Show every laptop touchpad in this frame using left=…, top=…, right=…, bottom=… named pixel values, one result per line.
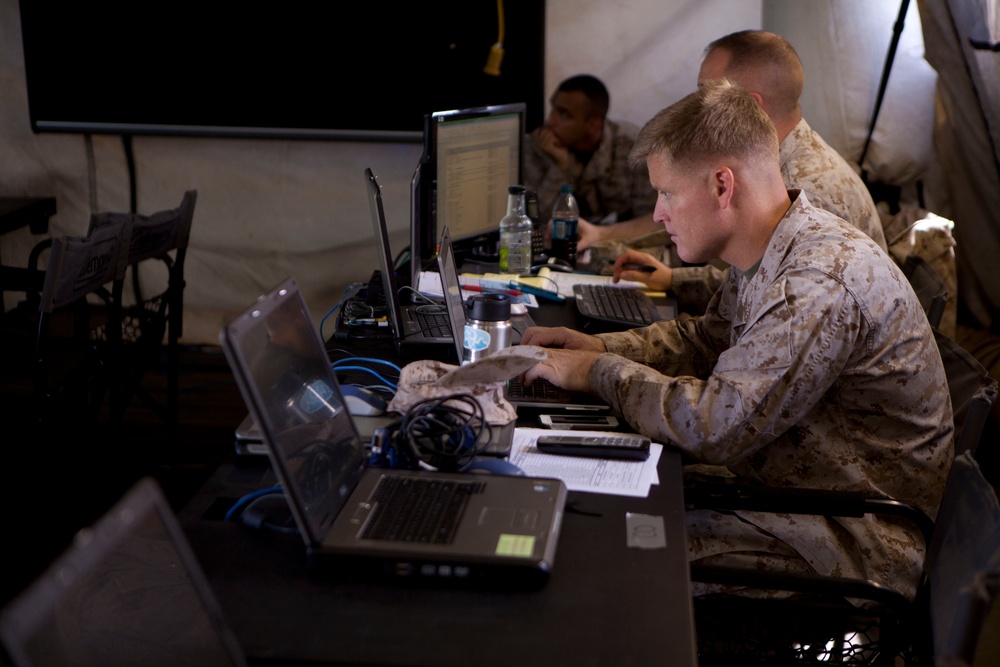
left=478, top=507, right=539, bottom=530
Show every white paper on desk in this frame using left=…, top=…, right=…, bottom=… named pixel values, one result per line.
left=510, top=428, right=662, bottom=497
left=416, top=270, right=539, bottom=307
left=532, top=267, right=649, bottom=298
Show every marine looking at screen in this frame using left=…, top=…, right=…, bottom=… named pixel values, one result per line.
left=586, top=30, right=887, bottom=311
left=520, top=80, right=953, bottom=601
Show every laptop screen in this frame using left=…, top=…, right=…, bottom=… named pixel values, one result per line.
left=437, top=226, right=468, bottom=364
left=0, top=478, right=247, bottom=667
left=365, top=167, right=405, bottom=345
left=220, top=277, right=368, bottom=545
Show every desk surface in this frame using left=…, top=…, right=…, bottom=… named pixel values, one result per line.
left=179, top=447, right=696, bottom=667
left=180, top=278, right=697, bottom=666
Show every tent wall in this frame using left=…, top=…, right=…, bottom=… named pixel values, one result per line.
left=3, top=0, right=994, bottom=344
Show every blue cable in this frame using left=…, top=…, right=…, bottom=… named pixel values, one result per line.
left=332, top=364, right=397, bottom=390
left=333, top=356, right=402, bottom=374
left=224, top=486, right=283, bottom=522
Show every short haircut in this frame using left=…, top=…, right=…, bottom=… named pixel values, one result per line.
left=703, top=30, right=804, bottom=115
left=556, top=74, right=610, bottom=119
left=628, top=79, right=779, bottom=170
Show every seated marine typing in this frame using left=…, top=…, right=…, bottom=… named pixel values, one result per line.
left=521, top=80, right=954, bottom=602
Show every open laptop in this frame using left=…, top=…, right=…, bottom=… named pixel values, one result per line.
left=219, top=276, right=567, bottom=588
left=366, top=167, right=454, bottom=361
left=437, top=226, right=609, bottom=410
left=0, top=477, right=248, bottom=667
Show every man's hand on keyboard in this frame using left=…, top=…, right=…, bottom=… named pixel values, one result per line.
left=612, top=249, right=673, bottom=291
left=520, top=326, right=607, bottom=393
left=520, top=326, right=607, bottom=352
left=522, top=347, right=603, bottom=393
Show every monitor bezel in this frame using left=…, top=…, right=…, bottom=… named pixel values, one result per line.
left=410, top=102, right=526, bottom=287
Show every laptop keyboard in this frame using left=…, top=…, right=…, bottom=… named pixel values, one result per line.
left=362, top=476, right=484, bottom=543
left=573, top=283, right=661, bottom=327
left=414, top=309, right=451, bottom=338
left=506, top=375, right=562, bottom=400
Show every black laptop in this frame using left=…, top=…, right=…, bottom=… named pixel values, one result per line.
left=436, top=226, right=610, bottom=410
left=219, top=276, right=567, bottom=588
left=366, top=167, right=454, bottom=361
left=0, top=477, right=248, bottom=667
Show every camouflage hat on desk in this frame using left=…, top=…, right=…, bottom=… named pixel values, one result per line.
left=387, top=346, right=547, bottom=424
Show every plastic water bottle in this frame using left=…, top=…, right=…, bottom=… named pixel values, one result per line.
left=551, top=184, right=579, bottom=267
left=498, top=185, right=532, bottom=274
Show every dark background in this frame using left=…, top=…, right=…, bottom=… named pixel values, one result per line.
left=18, top=1, right=546, bottom=140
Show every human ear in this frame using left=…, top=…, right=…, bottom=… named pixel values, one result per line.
left=713, top=166, right=735, bottom=209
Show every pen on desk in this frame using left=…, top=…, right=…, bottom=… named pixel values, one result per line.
left=510, top=281, right=565, bottom=303
left=614, top=261, right=657, bottom=273
left=461, top=284, right=523, bottom=296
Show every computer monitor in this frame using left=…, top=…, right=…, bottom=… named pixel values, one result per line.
left=410, top=102, right=525, bottom=287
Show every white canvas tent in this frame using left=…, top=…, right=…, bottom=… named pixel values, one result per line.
left=0, top=0, right=997, bottom=342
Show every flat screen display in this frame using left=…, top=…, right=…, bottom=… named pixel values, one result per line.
left=410, top=103, right=525, bottom=284
left=17, top=1, right=544, bottom=141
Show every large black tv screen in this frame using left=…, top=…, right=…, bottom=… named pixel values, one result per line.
left=18, top=1, right=545, bottom=141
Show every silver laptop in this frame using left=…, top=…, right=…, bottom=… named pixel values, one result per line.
left=366, top=167, right=453, bottom=360
left=0, top=477, right=248, bottom=667
left=219, top=276, right=567, bottom=588
left=437, top=226, right=610, bottom=410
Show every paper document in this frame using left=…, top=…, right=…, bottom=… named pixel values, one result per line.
left=531, top=267, right=648, bottom=298
left=417, top=271, right=539, bottom=307
left=510, top=428, right=662, bottom=497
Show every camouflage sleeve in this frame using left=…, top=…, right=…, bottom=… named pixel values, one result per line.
left=590, top=271, right=865, bottom=465
left=670, top=265, right=729, bottom=312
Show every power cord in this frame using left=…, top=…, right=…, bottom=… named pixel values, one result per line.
left=369, top=393, right=492, bottom=472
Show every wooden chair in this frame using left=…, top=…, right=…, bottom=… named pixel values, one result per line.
left=87, top=190, right=197, bottom=439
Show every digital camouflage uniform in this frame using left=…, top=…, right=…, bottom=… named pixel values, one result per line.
left=523, top=119, right=657, bottom=225
left=666, top=118, right=889, bottom=312
left=591, top=191, right=954, bottom=602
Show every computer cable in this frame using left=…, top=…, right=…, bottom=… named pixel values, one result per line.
left=396, top=393, right=493, bottom=471
left=237, top=494, right=299, bottom=535
left=224, top=485, right=283, bottom=522
left=320, top=281, right=365, bottom=342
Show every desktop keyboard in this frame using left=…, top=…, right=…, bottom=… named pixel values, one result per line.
left=362, top=476, right=484, bottom=544
left=573, top=283, right=664, bottom=327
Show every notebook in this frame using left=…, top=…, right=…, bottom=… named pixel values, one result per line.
left=437, top=226, right=610, bottom=410
left=219, top=276, right=567, bottom=588
left=366, top=167, right=454, bottom=360
left=0, top=477, right=248, bottom=667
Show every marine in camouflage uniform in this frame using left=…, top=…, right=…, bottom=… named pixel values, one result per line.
left=592, top=190, right=952, bottom=602
left=523, top=117, right=657, bottom=226
left=658, top=117, right=890, bottom=312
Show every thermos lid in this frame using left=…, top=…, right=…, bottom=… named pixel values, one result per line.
left=466, top=293, right=511, bottom=322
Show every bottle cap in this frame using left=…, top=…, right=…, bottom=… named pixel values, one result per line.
left=559, top=184, right=573, bottom=193
left=508, top=185, right=526, bottom=195
left=466, top=293, right=511, bottom=322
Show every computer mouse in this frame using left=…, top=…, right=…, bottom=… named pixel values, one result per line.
left=341, top=385, right=389, bottom=416
left=545, top=257, right=576, bottom=273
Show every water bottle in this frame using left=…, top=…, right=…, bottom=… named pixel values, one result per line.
left=463, top=293, right=513, bottom=364
left=525, top=189, right=544, bottom=263
left=551, top=184, right=579, bottom=267
left=498, top=185, right=532, bottom=274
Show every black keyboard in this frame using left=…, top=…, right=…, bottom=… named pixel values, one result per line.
left=573, top=283, right=663, bottom=327
left=506, top=375, right=563, bottom=401
left=362, top=476, right=483, bottom=544
left=415, top=309, right=451, bottom=338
